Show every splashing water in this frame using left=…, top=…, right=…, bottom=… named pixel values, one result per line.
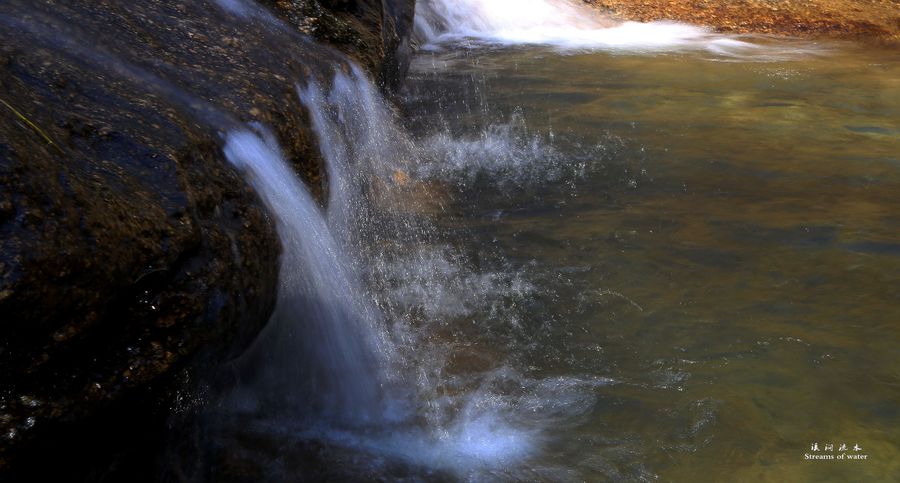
left=416, top=112, right=607, bottom=190
left=218, top=65, right=609, bottom=478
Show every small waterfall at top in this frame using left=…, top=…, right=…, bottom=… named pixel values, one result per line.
left=414, top=0, right=615, bottom=41
left=414, top=0, right=739, bottom=52
left=413, top=0, right=823, bottom=57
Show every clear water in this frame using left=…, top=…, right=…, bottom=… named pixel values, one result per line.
left=398, top=40, right=900, bottom=480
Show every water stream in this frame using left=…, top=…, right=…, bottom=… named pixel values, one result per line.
left=214, top=0, right=898, bottom=480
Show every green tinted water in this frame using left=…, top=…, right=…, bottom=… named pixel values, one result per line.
left=402, top=42, right=900, bottom=481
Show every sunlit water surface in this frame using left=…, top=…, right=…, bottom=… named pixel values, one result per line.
left=396, top=41, right=900, bottom=481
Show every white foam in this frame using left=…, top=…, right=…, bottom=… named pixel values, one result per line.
left=416, top=0, right=825, bottom=58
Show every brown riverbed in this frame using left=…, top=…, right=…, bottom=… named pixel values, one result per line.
left=585, top=0, right=900, bottom=43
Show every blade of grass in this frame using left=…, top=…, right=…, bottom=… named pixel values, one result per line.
left=0, top=96, right=65, bottom=155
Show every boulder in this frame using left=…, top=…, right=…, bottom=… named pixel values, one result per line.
left=0, top=0, right=415, bottom=479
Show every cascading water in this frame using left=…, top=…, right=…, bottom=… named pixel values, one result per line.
left=415, top=0, right=717, bottom=50
left=216, top=63, right=607, bottom=479
left=414, top=0, right=613, bottom=41
left=414, top=0, right=824, bottom=58
left=222, top=125, right=402, bottom=427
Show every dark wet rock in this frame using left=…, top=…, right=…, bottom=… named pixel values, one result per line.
left=0, top=0, right=415, bottom=479
left=263, top=0, right=416, bottom=92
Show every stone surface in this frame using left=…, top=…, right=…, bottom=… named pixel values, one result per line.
left=0, top=0, right=415, bottom=479
left=585, top=0, right=900, bottom=43
left=262, top=0, right=416, bottom=91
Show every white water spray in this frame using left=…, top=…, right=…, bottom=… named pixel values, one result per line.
left=218, top=66, right=609, bottom=478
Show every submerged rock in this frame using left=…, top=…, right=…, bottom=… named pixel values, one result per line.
left=0, top=0, right=414, bottom=479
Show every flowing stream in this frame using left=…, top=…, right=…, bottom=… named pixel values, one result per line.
left=214, top=0, right=899, bottom=480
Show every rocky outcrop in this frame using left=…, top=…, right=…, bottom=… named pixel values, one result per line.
left=262, top=0, right=416, bottom=92
left=0, top=0, right=415, bottom=479
left=585, top=0, right=900, bottom=43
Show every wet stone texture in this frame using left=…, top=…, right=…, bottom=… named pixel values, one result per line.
left=262, top=0, right=416, bottom=92
left=585, top=0, right=900, bottom=44
left=0, top=0, right=414, bottom=479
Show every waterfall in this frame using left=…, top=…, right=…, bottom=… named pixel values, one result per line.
left=222, top=125, right=403, bottom=427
